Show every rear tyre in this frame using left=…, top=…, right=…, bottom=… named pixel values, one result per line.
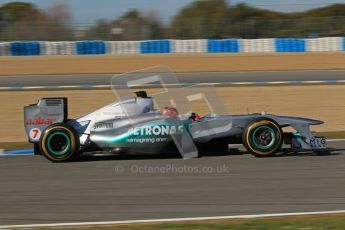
left=243, top=118, right=283, bottom=157
left=39, top=123, right=79, bottom=162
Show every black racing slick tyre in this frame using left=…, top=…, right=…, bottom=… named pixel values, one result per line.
left=39, top=123, right=79, bottom=162
left=243, top=118, right=283, bottom=157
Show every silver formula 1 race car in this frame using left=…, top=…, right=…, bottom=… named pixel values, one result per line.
left=24, top=91, right=326, bottom=162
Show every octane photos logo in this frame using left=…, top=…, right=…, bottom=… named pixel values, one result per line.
left=114, top=164, right=231, bottom=175
left=110, top=65, right=232, bottom=159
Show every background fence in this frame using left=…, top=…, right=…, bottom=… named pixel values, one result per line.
left=0, top=37, right=344, bottom=56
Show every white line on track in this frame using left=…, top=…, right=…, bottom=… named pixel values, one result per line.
left=266, top=81, right=287, bottom=84
left=327, top=139, right=345, bottom=142
left=1, top=210, right=345, bottom=229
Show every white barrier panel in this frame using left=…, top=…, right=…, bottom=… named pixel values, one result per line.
left=240, top=39, right=275, bottom=53
left=42, top=42, right=75, bottom=55
left=107, top=41, right=139, bottom=54
left=306, top=37, right=343, bottom=52
left=0, top=42, right=9, bottom=56
left=172, top=40, right=207, bottom=53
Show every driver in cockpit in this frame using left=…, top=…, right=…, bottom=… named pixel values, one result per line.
left=162, top=107, right=201, bottom=121
left=162, top=107, right=179, bottom=116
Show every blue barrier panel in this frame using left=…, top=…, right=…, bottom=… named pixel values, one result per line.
left=343, top=37, right=345, bottom=51
left=10, top=42, right=40, bottom=56
left=275, top=38, right=306, bottom=52
left=76, top=41, right=106, bottom=55
left=140, top=40, right=171, bottom=54
left=207, top=40, right=239, bottom=53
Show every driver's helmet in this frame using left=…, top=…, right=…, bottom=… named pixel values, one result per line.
left=189, top=112, right=201, bottom=121
left=162, top=107, right=179, bottom=116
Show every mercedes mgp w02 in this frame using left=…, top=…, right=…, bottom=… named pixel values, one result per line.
left=24, top=91, right=327, bottom=162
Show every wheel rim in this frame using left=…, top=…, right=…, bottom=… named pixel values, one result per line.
left=47, top=132, right=71, bottom=156
left=251, top=126, right=276, bottom=150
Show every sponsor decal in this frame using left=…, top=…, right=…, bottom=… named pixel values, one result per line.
left=128, top=125, right=184, bottom=136
left=309, top=137, right=327, bottom=149
left=94, top=122, right=114, bottom=129
left=26, top=117, right=56, bottom=125
left=126, top=137, right=168, bottom=144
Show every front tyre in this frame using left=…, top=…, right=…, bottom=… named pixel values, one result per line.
left=243, top=118, right=283, bottom=157
left=39, top=123, right=79, bottom=162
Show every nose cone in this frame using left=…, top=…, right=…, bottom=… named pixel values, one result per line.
left=299, top=118, right=324, bottom=125
left=277, top=115, right=324, bottom=126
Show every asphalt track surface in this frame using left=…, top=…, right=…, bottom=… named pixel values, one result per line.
left=0, top=141, right=345, bottom=226
left=2, top=70, right=345, bottom=87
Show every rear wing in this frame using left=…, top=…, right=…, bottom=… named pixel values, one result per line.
left=24, top=98, right=68, bottom=143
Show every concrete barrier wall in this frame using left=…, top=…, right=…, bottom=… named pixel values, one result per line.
left=306, top=37, right=343, bottom=52
left=107, top=41, right=139, bottom=54
left=1, top=37, right=345, bottom=56
left=240, top=39, right=275, bottom=53
left=172, top=40, right=206, bottom=53
left=42, top=41, right=75, bottom=55
left=0, top=42, right=9, bottom=56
